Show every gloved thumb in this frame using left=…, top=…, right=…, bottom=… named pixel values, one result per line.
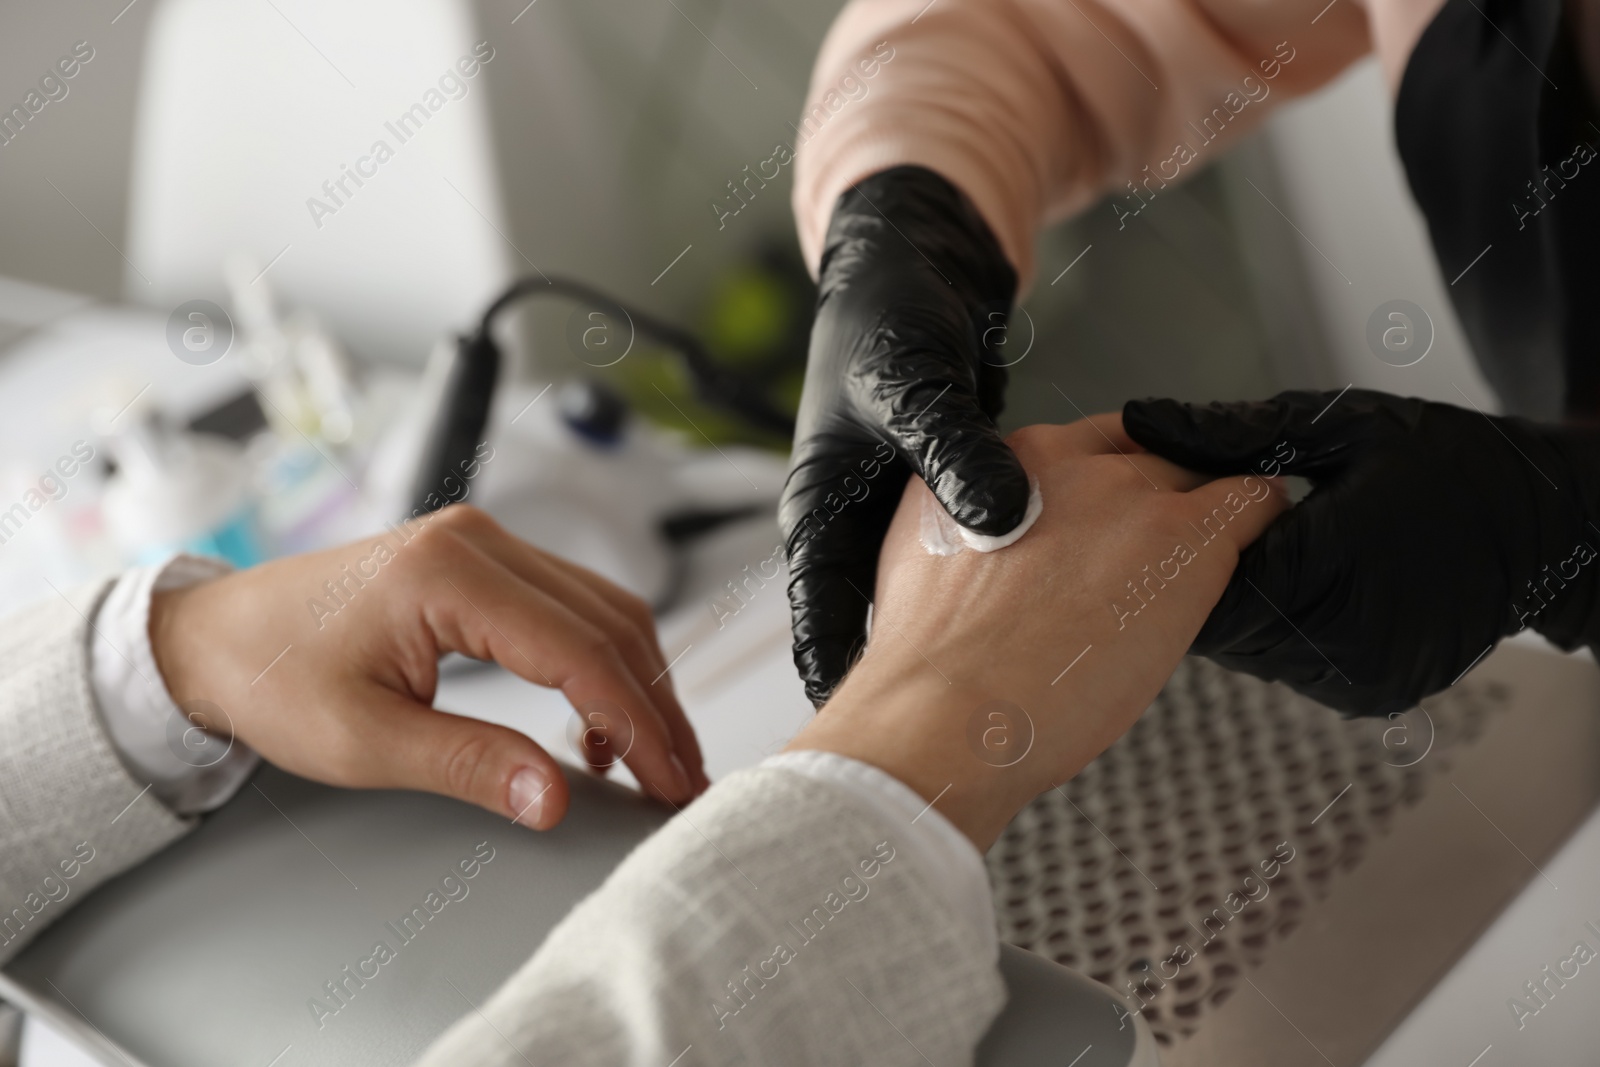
left=888, top=379, right=1030, bottom=536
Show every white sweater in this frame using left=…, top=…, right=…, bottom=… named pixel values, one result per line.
left=0, top=583, right=1007, bottom=1064
left=416, top=765, right=1006, bottom=1066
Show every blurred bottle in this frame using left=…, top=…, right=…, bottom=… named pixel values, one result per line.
left=100, top=410, right=264, bottom=569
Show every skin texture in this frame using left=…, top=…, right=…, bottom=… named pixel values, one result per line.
left=1124, top=389, right=1600, bottom=717
left=781, top=165, right=1031, bottom=709
left=787, top=417, right=1288, bottom=850
left=148, top=505, right=707, bottom=831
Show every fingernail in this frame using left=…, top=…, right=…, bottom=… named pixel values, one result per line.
left=669, top=754, right=691, bottom=798
left=509, top=767, right=551, bottom=829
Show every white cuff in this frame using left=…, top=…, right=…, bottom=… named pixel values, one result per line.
left=759, top=750, right=997, bottom=960
left=90, top=555, right=260, bottom=815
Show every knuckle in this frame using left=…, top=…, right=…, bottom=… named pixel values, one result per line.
left=1005, top=422, right=1071, bottom=463
left=1004, top=424, right=1050, bottom=450
left=618, top=591, right=655, bottom=632
left=570, top=622, right=614, bottom=664
left=1100, top=455, right=1150, bottom=490
left=620, top=628, right=655, bottom=669
left=441, top=731, right=497, bottom=799
left=405, top=516, right=481, bottom=568
left=432, top=503, right=493, bottom=535
left=404, top=517, right=455, bottom=559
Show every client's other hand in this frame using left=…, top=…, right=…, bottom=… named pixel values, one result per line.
left=789, top=418, right=1287, bottom=848
left=149, top=505, right=706, bottom=830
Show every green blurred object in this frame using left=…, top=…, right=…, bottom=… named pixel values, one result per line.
left=705, top=271, right=790, bottom=365
left=617, top=241, right=810, bottom=450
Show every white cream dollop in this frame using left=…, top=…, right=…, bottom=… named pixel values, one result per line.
left=919, top=477, right=1043, bottom=556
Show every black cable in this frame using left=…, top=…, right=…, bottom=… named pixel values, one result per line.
left=476, top=275, right=796, bottom=438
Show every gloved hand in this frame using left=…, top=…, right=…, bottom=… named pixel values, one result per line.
left=1122, top=389, right=1600, bottom=717
left=781, top=165, right=1031, bottom=706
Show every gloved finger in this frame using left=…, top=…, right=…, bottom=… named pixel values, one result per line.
left=1123, top=390, right=1412, bottom=481
left=786, top=549, right=884, bottom=708
left=885, top=375, right=1031, bottom=537
left=1205, top=467, right=1500, bottom=718
left=1183, top=474, right=1291, bottom=551
left=781, top=440, right=908, bottom=706
left=1190, top=484, right=1352, bottom=695
left=974, top=351, right=1010, bottom=421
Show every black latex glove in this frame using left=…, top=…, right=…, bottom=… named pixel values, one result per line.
left=1122, top=389, right=1600, bottom=717
left=780, top=165, right=1030, bottom=706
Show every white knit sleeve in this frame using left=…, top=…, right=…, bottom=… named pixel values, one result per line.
left=416, top=766, right=1007, bottom=1067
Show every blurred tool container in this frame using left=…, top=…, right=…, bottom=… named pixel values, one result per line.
left=98, top=407, right=263, bottom=568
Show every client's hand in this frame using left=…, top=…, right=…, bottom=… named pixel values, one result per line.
left=787, top=418, right=1287, bottom=849
left=149, top=505, right=706, bottom=830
